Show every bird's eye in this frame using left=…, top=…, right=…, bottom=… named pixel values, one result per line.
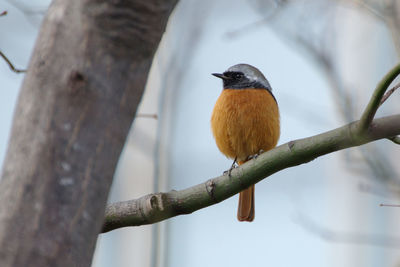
left=234, top=73, right=243, bottom=80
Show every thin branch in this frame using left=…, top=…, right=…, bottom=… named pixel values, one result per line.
left=380, top=204, right=400, bottom=207
left=294, top=212, right=400, bottom=248
left=358, top=63, right=400, bottom=132
left=102, top=114, right=400, bottom=232
left=0, top=10, right=7, bottom=16
left=345, top=0, right=385, bottom=21
left=136, top=113, right=158, bottom=119
left=0, top=51, right=27, bottom=73
left=358, top=182, right=400, bottom=198
left=380, top=83, right=400, bottom=105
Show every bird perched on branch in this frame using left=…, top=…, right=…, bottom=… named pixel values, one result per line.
left=211, top=64, right=280, bottom=222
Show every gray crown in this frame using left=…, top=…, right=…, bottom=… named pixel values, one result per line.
left=226, top=64, right=272, bottom=91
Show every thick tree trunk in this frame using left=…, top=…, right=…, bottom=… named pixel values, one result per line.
left=0, top=0, right=177, bottom=266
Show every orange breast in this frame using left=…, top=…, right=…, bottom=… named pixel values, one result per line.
left=211, top=89, right=280, bottom=162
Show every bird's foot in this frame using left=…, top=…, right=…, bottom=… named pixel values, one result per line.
left=246, top=149, right=265, bottom=161
left=223, top=166, right=236, bottom=176
left=223, top=157, right=237, bottom=177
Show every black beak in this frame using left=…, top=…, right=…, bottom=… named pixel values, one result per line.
left=212, top=73, right=230, bottom=80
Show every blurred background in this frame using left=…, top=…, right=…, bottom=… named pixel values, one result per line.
left=1, top=0, right=400, bottom=266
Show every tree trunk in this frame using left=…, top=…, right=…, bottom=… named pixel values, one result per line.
left=0, top=0, right=177, bottom=266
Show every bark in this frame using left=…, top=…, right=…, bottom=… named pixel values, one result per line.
left=0, top=0, right=177, bottom=266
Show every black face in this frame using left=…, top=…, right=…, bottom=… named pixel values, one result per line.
left=220, top=71, right=244, bottom=88
left=212, top=71, right=270, bottom=91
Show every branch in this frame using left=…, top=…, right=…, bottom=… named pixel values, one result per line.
left=0, top=51, right=26, bottom=73
left=380, top=83, right=400, bottom=105
left=294, top=212, right=400, bottom=248
left=380, top=81, right=400, bottom=146
left=136, top=113, right=158, bottom=119
left=380, top=204, right=400, bottom=207
left=0, top=11, right=26, bottom=74
left=358, top=63, right=400, bottom=132
left=102, top=114, right=400, bottom=232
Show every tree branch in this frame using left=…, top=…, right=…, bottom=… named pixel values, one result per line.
left=294, top=212, right=400, bottom=248
left=0, top=51, right=27, bottom=73
left=380, top=82, right=400, bottom=105
left=136, top=113, right=158, bottom=119
left=102, top=114, right=400, bottom=232
left=358, top=63, right=400, bottom=132
left=103, top=63, right=400, bottom=233
left=380, top=204, right=400, bottom=207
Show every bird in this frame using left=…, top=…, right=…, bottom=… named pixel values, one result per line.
left=211, top=63, right=280, bottom=222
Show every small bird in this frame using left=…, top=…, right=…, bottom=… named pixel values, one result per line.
left=211, top=64, right=280, bottom=222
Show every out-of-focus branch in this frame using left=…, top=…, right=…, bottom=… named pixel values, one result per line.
left=380, top=204, right=400, bottom=207
left=294, top=213, right=400, bottom=247
left=0, top=10, right=7, bottom=16
left=237, top=0, right=399, bottom=194
left=0, top=51, right=27, bottom=73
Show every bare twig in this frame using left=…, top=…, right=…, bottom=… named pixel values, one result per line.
left=224, top=1, right=287, bottom=39
left=0, top=11, right=7, bottom=16
left=294, top=212, right=400, bottom=248
left=136, top=113, right=158, bottom=119
left=380, top=83, right=400, bottom=105
left=358, top=63, right=400, bottom=133
left=358, top=182, right=400, bottom=198
left=380, top=204, right=400, bottom=207
left=102, top=114, right=400, bottom=232
left=0, top=51, right=27, bottom=73
left=345, top=0, right=384, bottom=21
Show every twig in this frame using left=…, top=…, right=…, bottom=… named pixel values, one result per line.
left=0, top=51, right=27, bottom=73
left=224, top=1, right=286, bottom=39
left=136, top=113, right=158, bottom=119
left=388, top=136, right=400, bottom=145
left=102, top=114, right=400, bottom=232
left=380, top=83, right=400, bottom=105
left=0, top=11, right=7, bottom=16
left=380, top=204, right=400, bottom=207
left=294, top=212, right=400, bottom=248
left=358, top=63, right=400, bottom=133
left=346, top=0, right=384, bottom=21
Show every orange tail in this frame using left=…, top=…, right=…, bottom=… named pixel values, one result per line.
left=237, top=185, right=255, bottom=222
